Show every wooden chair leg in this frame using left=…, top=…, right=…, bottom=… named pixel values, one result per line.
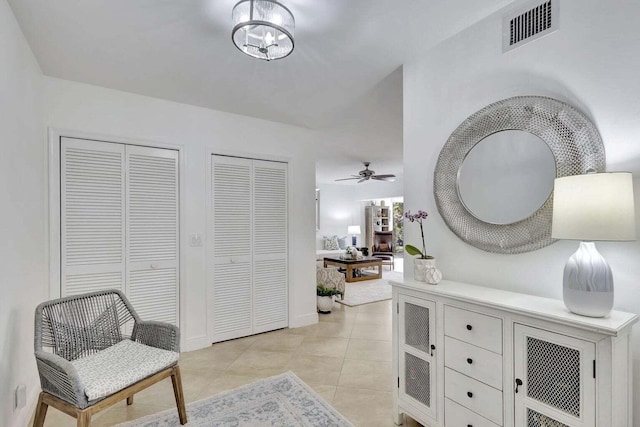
left=76, top=410, right=91, bottom=427
left=127, top=395, right=134, bottom=405
left=32, top=392, right=48, bottom=427
left=171, top=366, right=188, bottom=425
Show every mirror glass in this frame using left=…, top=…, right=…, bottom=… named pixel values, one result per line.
left=457, top=130, right=556, bottom=225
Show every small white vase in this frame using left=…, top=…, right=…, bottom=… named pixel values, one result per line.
left=317, top=295, right=334, bottom=313
left=413, top=258, right=442, bottom=285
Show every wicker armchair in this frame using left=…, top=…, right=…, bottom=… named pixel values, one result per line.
left=316, top=266, right=346, bottom=299
left=32, top=289, right=187, bottom=427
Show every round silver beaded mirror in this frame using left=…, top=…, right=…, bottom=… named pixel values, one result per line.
left=434, top=96, right=605, bottom=254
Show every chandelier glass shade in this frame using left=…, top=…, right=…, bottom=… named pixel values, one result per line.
left=232, top=0, right=295, bottom=61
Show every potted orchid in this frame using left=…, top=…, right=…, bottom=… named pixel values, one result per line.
left=404, top=209, right=442, bottom=284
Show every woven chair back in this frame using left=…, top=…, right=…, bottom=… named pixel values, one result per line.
left=35, top=289, right=139, bottom=361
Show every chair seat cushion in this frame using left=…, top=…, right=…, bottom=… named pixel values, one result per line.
left=71, top=339, right=179, bottom=401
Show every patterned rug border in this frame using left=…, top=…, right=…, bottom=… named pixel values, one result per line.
left=115, top=371, right=353, bottom=426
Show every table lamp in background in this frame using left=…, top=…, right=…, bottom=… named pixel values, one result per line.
left=348, top=225, right=361, bottom=246
left=552, top=172, right=636, bottom=317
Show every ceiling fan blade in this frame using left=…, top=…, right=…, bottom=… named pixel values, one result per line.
left=371, top=175, right=396, bottom=182
left=335, top=177, right=360, bottom=181
left=357, top=178, right=367, bottom=183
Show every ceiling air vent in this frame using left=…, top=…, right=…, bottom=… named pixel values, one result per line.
left=503, top=0, right=559, bottom=52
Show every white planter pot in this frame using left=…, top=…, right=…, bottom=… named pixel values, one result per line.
left=317, top=295, right=335, bottom=313
left=413, top=258, right=442, bottom=285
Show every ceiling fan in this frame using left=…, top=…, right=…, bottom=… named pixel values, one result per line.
left=335, top=162, right=396, bottom=183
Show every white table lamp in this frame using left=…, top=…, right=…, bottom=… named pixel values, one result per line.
left=348, top=225, right=361, bottom=246
left=552, top=172, right=636, bottom=317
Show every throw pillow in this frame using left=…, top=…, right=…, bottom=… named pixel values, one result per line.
left=323, top=235, right=340, bottom=250
left=337, top=236, right=348, bottom=249
left=378, top=242, right=390, bottom=252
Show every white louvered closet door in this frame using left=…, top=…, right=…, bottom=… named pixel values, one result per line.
left=61, top=138, right=126, bottom=296
left=126, top=145, right=179, bottom=325
left=210, top=156, right=254, bottom=342
left=252, top=160, right=288, bottom=334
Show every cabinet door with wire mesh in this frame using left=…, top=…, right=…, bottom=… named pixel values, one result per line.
left=398, top=294, right=437, bottom=421
left=514, top=324, right=595, bottom=427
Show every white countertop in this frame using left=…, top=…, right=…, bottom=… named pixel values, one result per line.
left=390, top=278, right=639, bottom=336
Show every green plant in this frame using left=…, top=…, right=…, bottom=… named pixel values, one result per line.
left=317, top=284, right=342, bottom=297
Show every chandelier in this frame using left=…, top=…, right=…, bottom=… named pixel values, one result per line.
left=232, top=0, right=295, bottom=61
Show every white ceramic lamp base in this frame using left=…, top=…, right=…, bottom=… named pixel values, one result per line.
left=562, top=241, right=613, bottom=317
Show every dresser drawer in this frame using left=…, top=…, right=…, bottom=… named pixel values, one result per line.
left=445, top=336, right=503, bottom=390
left=445, top=398, right=501, bottom=427
left=444, top=305, right=502, bottom=354
left=445, top=368, right=503, bottom=425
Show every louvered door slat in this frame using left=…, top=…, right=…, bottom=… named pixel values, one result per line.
left=212, top=160, right=251, bottom=258
left=61, top=138, right=125, bottom=296
left=210, top=156, right=254, bottom=342
left=209, top=156, right=288, bottom=343
left=253, top=259, right=287, bottom=332
left=126, top=145, right=179, bottom=325
left=252, top=161, right=288, bottom=332
left=253, top=163, right=287, bottom=256
left=127, top=149, right=178, bottom=263
left=128, top=268, right=178, bottom=324
left=211, top=262, right=252, bottom=337
left=64, top=272, right=123, bottom=296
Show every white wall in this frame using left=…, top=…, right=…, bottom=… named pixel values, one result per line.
left=316, top=184, right=359, bottom=247
left=43, top=77, right=319, bottom=352
left=0, top=0, right=46, bottom=425
left=403, top=0, right=640, bottom=419
left=317, top=180, right=403, bottom=249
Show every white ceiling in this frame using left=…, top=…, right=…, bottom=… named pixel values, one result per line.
left=8, top=0, right=513, bottom=180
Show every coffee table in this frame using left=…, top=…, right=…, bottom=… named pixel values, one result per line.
left=323, top=256, right=383, bottom=283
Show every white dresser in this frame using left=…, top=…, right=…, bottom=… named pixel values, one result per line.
left=390, top=279, right=638, bottom=427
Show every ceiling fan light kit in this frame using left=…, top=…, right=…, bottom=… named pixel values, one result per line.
left=335, top=162, right=396, bottom=183
left=232, top=0, right=295, bottom=61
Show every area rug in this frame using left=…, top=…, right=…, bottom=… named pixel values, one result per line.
left=337, top=270, right=403, bottom=307
left=116, top=371, right=353, bottom=427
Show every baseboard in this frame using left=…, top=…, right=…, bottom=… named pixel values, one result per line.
left=183, top=334, right=210, bottom=352
left=289, top=312, right=318, bottom=329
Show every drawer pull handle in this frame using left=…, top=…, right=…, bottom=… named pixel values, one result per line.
left=466, top=324, right=473, bottom=331
left=467, top=391, right=473, bottom=398
left=515, top=378, right=523, bottom=393
left=430, top=344, right=436, bottom=356
left=466, top=358, right=473, bottom=364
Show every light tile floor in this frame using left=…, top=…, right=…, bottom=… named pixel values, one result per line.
left=40, top=298, right=422, bottom=427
